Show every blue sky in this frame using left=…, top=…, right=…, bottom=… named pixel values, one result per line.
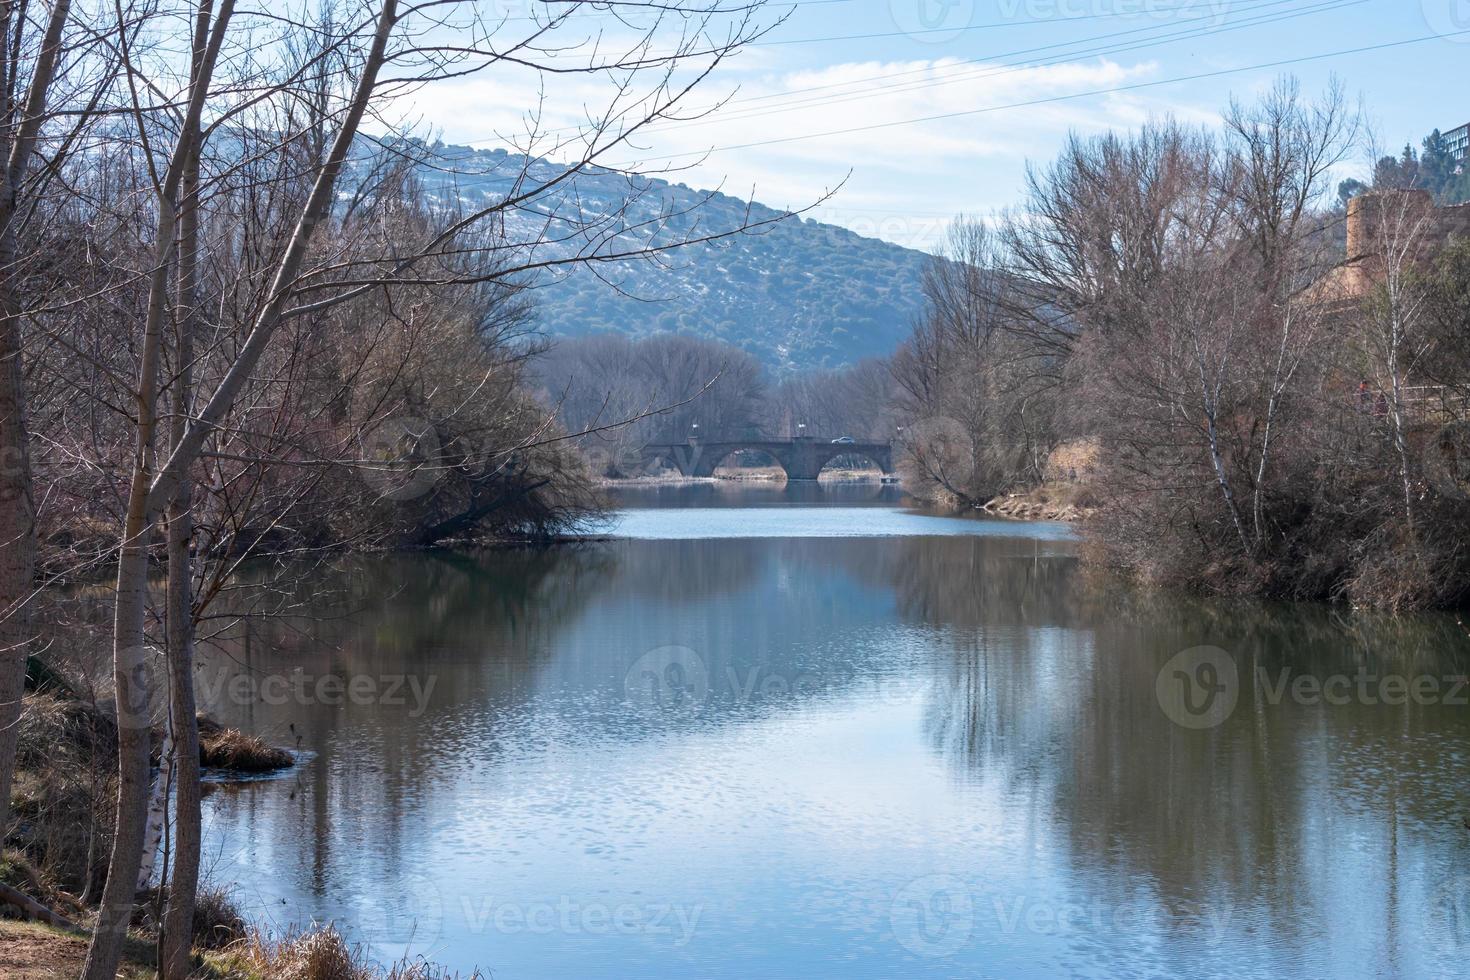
left=420, top=0, right=1470, bottom=251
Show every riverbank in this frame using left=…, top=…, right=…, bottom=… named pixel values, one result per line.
left=0, top=918, right=476, bottom=980
left=1, top=670, right=468, bottom=977
left=2, top=666, right=296, bottom=954
left=0, top=919, right=154, bottom=979
left=983, top=481, right=1098, bottom=522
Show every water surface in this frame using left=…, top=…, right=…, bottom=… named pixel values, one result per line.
left=198, top=484, right=1470, bottom=978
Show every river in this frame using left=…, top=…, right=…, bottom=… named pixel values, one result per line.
left=196, top=483, right=1470, bottom=978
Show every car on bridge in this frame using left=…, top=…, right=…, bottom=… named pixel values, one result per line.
left=830, top=436, right=855, bottom=444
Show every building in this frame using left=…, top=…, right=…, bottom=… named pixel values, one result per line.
left=1306, top=189, right=1470, bottom=307
left=1447, top=121, right=1470, bottom=166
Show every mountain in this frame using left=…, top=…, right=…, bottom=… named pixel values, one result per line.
left=413, top=144, right=932, bottom=372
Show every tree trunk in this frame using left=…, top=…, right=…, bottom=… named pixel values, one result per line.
left=136, top=725, right=172, bottom=891
left=80, top=493, right=158, bottom=980
left=159, top=490, right=200, bottom=979
left=83, top=128, right=179, bottom=980
left=160, top=135, right=202, bottom=980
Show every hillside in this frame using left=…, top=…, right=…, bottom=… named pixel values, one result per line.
left=412, top=144, right=931, bottom=372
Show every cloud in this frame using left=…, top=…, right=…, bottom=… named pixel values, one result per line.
left=400, top=53, right=1220, bottom=251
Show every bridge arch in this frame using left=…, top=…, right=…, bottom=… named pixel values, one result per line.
left=697, top=445, right=783, bottom=478
left=816, top=447, right=890, bottom=478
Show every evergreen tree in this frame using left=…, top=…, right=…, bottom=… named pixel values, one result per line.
left=1337, top=177, right=1369, bottom=209
left=1420, top=129, right=1459, bottom=201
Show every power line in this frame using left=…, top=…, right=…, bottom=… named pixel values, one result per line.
left=750, top=0, right=1259, bottom=45
left=496, top=0, right=857, bottom=22
left=616, top=28, right=1470, bottom=164
left=655, top=0, right=1363, bottom=130
left=726, top=0, right=1317, bottom=107
left=452, top=0, right=1332, bottom=147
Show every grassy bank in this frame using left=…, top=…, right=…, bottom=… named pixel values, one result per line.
left=0, top=919, right=475, bottom=980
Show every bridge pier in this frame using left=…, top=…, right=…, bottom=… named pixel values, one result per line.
left=778, top=440, right=824, bottom=481
left=640, top=437, right=894, bottom=482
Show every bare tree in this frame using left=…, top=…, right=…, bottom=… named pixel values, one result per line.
left=64, top=1, right=799, bottom=974
left=891, top=217, right=1058, bottom=505
left=0, top=0, right=96, bottom=840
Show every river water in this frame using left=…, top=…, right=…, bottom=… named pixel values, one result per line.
left=197, top=483, right=1470, bottom=978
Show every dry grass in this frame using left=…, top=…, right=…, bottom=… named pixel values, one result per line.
left=986, top=481, right=1099, bottom=522
left=206, top=926, right=480, bottom=980
left=11, top=694, right=115, bottom=897
left=8, top=688, right=291, bottom=905
left=1044, top=437, right=1101, bottom=482
left=192, top=884, right=248, bottom=951
left=198, top=716, right=293, bottom=772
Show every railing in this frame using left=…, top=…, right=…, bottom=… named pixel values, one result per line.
left=1349, top=384, right=1469, bottom=422
left=645, top=435, right=889, bottom=446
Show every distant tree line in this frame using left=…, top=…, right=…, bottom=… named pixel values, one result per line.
left=534, top=333, right=897, bottom=474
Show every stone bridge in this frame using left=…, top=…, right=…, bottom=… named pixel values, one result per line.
left=640, top=438, right=895, bottom=481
